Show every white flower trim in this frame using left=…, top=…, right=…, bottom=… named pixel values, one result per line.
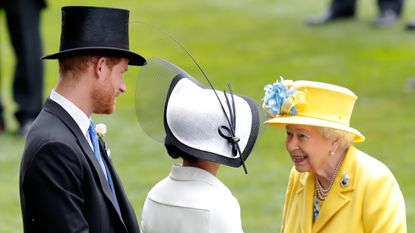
left=95, top=123, right=107, bottom=138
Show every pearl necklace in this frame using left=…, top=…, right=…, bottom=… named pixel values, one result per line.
left=315, top=157, right=343, bottom=200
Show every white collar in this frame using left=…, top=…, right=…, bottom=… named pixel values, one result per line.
left=169, top=164, right=229, bottom=192
left=50, top=89, right=91, bottom=138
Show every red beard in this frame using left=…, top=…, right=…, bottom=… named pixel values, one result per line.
left=91, top=78, right=117, bottom=114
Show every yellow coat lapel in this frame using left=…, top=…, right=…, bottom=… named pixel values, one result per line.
left=296, top=172, right=314, bottom=233
left=312, top=146, right=358, bottom=232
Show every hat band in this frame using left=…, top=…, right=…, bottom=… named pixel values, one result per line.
left=295, top=113, right=350, bottom=127
left=60, top=41, right=129, bottom=51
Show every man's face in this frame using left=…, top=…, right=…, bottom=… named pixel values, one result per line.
left=92, top=58, right=129, bottom=114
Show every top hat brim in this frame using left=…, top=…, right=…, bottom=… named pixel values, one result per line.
left=42, top=47, right=146, bottom=66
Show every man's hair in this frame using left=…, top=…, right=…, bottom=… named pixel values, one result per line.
left=58, top=55, right=122, bottom=77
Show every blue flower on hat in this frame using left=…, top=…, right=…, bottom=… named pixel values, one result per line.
left=262, top=77, right=298, bottom=116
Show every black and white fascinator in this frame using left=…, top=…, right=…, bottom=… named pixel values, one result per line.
left=136, top=57, right=260, bottom=173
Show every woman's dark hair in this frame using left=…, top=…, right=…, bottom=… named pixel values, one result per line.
left=165, top=144, right=199, bottom=163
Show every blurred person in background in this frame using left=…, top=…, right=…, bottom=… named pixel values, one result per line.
left=0, top=0, right=46, bottom=136
left=19, top=6, right=146, bottom=233
left=405, top=19, right=415, bottom=30
left=141, top=59, right=259, bottom=233
left=306, top=0, right=404, bottom=27
left=262, top=78, right=406, bottom=232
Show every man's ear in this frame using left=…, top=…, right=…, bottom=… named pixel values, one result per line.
left=94, top=57, right=108, bottom=79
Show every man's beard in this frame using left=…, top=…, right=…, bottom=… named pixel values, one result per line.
left=91, top=79, right=116, bottom=114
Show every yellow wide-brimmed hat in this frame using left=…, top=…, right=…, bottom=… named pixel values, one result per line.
left=262, top=78, right=365, bottom=142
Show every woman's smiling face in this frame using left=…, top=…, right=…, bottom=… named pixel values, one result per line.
left=285, top=124, right=334, bottom=173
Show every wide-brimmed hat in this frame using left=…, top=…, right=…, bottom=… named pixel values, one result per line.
left=262, top=78, right=365, bottom=142
left=42, top=6, right=146, bottom=66
left=136, top=57, right=260, bottom=169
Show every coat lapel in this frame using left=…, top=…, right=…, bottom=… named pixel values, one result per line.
left=297, top=172, right=314, bottom=233
left=312, top=146, right=358, bottom=232
left=98, top=139, right=125, bottom=219
left=43, top=99, right=127, bottom=228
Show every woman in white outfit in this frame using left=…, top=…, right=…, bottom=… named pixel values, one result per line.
left=140, top=58, right=260, bottom=233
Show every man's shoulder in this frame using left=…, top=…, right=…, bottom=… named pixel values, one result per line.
left=20, top=109, right=85, bottom=182
left=24, top=109, right=80, bottom=157
left=32, top=111, right=73, bottom=140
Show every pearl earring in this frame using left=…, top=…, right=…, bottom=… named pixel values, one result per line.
left=330, top=151, right=335, bottom=156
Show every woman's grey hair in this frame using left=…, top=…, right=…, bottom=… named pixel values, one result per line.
left=319, top=127, right=354, bottom=150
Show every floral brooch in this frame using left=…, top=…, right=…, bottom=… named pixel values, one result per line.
left=262, top=77, right=307, bottom=117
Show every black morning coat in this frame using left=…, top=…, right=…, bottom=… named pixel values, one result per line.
left=19, top=98, right=140, bottom=233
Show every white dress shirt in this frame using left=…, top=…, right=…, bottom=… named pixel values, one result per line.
left=142, top=164, right=244, bottom=233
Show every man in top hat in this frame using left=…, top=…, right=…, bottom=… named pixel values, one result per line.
left=19, top=6, right=146, bottom=233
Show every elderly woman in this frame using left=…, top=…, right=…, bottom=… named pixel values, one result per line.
left=262, top=78, right=406, bottom=233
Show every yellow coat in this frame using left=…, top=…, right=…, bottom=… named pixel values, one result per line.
left=280, top=146, right=407, bottom=233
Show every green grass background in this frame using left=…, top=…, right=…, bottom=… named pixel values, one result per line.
left=1, top=0, right=415, bottom=232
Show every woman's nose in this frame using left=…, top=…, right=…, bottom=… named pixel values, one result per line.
left=286, top=138, right=299, bottom=153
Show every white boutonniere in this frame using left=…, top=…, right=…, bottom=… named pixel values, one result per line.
left=95, top=123, right=107, bottom=138
left=95, top=123, right=111, bottom=157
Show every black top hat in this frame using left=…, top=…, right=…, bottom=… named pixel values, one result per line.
left=42, top=6, right=146, bottom=66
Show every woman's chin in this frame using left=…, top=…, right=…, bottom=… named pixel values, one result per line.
left=293, top=160, right=309, bottom=173
left=294, top=165, right=308, bottom=173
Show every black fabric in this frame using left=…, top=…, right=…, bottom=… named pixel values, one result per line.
left=42, top=6, right=146, bottom=66
left=19, top=99, right=140, bottom=233
left=378, top=0, right=404, bottom=14
left=163, top=75, right=259, bottom=168
left=329, top=0, right=404, bottom=16
left=0, top=103, right=3, bottom=129
left=329, top=0, right=356, bottom=16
